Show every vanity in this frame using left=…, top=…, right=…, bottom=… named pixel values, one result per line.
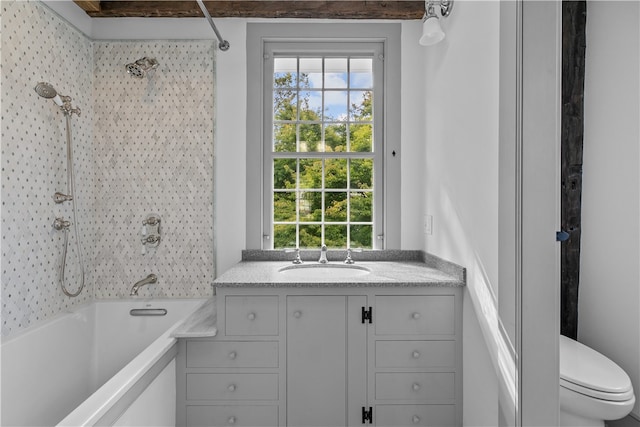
left=175, top=251, right=465, bottom=427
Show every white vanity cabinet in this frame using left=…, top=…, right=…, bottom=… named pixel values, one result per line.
left=176, top=286, right=462, bottom=427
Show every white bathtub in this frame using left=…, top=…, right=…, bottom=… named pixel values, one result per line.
left=1, top=298, right=205, bottom=427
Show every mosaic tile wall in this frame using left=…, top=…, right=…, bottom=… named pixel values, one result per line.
left=92, top=41, right=215, bottom=299
left=1, top=0, right=95, bottom=336
left=1, top=3, right=216, bottom=338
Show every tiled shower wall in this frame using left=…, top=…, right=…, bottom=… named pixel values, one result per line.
left=1, top=0, right=95, bottom=337
left=92, top=41, right=215, bottom=299
left=1, top=1, right=215, bottom=338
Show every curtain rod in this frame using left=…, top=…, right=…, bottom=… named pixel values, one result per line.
left=196, top=0, right=230, bottom=51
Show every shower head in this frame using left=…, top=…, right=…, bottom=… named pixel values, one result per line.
left=34, top=82, right=63, bottom=106
left=125, top=57, right=159, bottom=78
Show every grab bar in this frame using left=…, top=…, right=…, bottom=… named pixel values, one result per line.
left=129, top=308, right=167, bottom=316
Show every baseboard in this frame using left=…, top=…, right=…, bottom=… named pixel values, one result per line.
left=607, top=412, right=640, bottom=427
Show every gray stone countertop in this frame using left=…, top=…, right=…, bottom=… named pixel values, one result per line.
left=214, top=260, right=465, bottom=288
left=173, top=252, right=465, bottom=338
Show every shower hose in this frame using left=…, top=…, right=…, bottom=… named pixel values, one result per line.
left=59, top=114, right=85, bottom=297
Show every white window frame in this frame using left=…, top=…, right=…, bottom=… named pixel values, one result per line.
left=246, top=23, right=401, bottom=250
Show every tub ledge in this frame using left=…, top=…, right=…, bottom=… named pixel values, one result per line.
left=171, top=297, right=217, bottom=338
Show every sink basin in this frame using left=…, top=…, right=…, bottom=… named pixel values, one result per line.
left=278, top=263, right=371, bottom=281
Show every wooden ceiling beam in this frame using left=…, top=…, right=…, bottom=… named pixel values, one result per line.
left=73, top=0, right=101, bottom=13
left=79, top=1, right=425, bottom=20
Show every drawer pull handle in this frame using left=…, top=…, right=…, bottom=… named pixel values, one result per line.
left=412, top=351, right=421, bottom=359
left=412, top=312, right=421, bottom=320
left=227, top=416, right=236, bottom=425
left=293, top=310, right=302, bottom=318
left=412, top=415, right=421, bottom=424
left=412, top=382, right=421, bottom=391
left=228, top=351, right=237, bottom=360
left=247, top=312, right=256, bottom=321
left=228, top=384, right=237, bottom=392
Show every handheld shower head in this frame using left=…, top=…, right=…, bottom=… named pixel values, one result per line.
left=125, top=57, right=159, bottom=78
left=34, top=82, right=63, bottom=106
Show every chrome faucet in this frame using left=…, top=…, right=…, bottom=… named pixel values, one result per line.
left=130, top=274, right=157, bottom=296
left=318, top=245, right=328, bottom=264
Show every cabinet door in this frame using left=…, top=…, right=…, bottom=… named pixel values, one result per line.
left=286, top=296, right=366, bottom=427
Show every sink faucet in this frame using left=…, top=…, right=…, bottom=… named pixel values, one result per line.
left=318, top=245, right=328, bottom=264
left=130, top=274, right=157, bottom=296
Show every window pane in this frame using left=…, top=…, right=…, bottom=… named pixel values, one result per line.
left=299, top=58, right=322, bottom=89
left=273, top=158, right=296, bottom=189
left=325, top=124, right=347, bottom=152
left=274, top=57, right=297, bottom=88
left=350, top=225, right=373, bottom=249
left=325, top=58, right=348, bottom=88
left=274, top=123, right=296, bottom=152
left=324, top=91, right=348, bottom=121
left=349, top=124, right=372, bottom=152
left=299, top=90, right=322, bottom=120
left=299, top=191, right=322, bottom=222
left=350, top=191, right=372, bottom=222
left=274, top=192, right=296, bottom=221
left=325, top=159, right=347, bottom=189
left=299, top=159, right=322, bottom=189
left=274, top=90, right=297, bottom=121
left=325, top=225, right=347, bottom=249
left=298, top=124, right=322, bottom=152
left=350, top=58, right=373, bottom=89
left=325, top=192, right=347, bottom=221
left=350, top=159, right=373, bottom=189
left=350, top=91, right=372, bottom=121
left=274, top=224, right=297, bottom=249
left=299, top=224, right=322, bottom=248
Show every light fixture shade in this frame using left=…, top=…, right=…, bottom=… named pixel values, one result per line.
left=419, top=16, right=445, bottom=46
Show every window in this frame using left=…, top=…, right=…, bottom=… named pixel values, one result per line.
left=246, top=24, right=401, bottom=250
left=265, top=45, right=383, bottom=249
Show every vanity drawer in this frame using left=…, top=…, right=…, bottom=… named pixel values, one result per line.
left=186, top=373, right=278, bottom=401
left=375, top=404, right=456, bottom=427
left=225, top=296, right=278, bottom=336
left=375, top=296, right=455, bottom=336
left=375, top=373, right=455, bottom=401
left=375, top=340, right=455, bottom=369
left=186, top=341, right=279, bottom=368
left=186, top=405, right=278, bottom=427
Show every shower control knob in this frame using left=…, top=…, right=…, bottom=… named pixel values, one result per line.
left=53, top=192, right=73, bottom=204
left=53, top=218, right=71, bottom=231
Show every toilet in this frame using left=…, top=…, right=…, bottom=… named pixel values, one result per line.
left=560, top=335, right=636, bottom=426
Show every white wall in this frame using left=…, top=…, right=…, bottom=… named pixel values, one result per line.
left=422, top=1, right=501, bottom=425
left=580, top=0, right=640, bottom=420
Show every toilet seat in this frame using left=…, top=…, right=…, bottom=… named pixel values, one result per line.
left=560, top=335, right=634, bottom=402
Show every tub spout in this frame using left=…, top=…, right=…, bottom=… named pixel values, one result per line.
left=130, top=274, right=157, bottom=296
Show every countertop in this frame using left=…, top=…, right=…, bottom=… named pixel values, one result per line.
left=173, top=252, right=465, bottom=338
left=213, top=260, right=465, bottom=287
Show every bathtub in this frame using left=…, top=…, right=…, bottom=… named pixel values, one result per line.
left=1, top=298, right=205, bottom=427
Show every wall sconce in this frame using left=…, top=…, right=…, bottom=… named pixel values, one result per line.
left=419, top=0, right=454, bottom=46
